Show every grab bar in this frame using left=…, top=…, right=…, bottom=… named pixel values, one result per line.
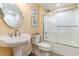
left=56, top=26, right=77, bottom=27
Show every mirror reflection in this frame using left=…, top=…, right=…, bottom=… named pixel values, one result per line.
left=0, top=3, right=23, bottom=28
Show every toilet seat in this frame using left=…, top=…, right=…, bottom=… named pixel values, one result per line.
left=36, top=42, right=51, bottom=51
left=38, top=42, right=50, bottom=48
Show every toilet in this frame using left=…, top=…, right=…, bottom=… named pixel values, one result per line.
left=32, top=33, right=51, bottom=56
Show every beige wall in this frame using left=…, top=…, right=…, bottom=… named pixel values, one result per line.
left=37, top=4, right=45, bottom=40
left=0, top=3, right=45, bottom=56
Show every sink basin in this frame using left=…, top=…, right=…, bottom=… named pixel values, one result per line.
left=0, top=33, right=31, bottom=56
left=0, top=33, right=31, bottom=47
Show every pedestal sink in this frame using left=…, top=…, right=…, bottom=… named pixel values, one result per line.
left=0, top=33, right=31, bottom=56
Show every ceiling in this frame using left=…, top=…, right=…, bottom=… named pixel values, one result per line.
left=40, top=3, right=75, bottom=11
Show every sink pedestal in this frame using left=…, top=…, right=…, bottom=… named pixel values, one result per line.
left=13, top=47, right=23, bottom=56
left=13, top=41, right=31, bottom=56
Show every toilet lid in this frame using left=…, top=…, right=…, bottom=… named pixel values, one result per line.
left=38, top=42, right=50, bottom=48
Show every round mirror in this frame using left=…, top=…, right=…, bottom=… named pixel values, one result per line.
left=0, top=3, right=23, bottom=28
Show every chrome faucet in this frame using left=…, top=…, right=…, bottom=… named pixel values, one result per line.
left=14, top=29, right=20, bottom=36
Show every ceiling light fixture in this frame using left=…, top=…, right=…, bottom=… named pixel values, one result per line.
left=56, top=3, right=60, bottom=6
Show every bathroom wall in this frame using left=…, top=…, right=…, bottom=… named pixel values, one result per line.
left=38, top=4, right=45, bottom=40
left=0, top=3, right=45, bottom=56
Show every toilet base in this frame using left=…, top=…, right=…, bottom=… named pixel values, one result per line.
left=35, top=46, right=49, bottom=56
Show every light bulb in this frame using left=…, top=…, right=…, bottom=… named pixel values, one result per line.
left=56, top=3, right=60, bottom=6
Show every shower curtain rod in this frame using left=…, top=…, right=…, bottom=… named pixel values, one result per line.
left=52, top=6, right=79, bottom=14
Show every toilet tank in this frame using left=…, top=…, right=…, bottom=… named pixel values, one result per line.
left=32, top=33, right=41, bottom=44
